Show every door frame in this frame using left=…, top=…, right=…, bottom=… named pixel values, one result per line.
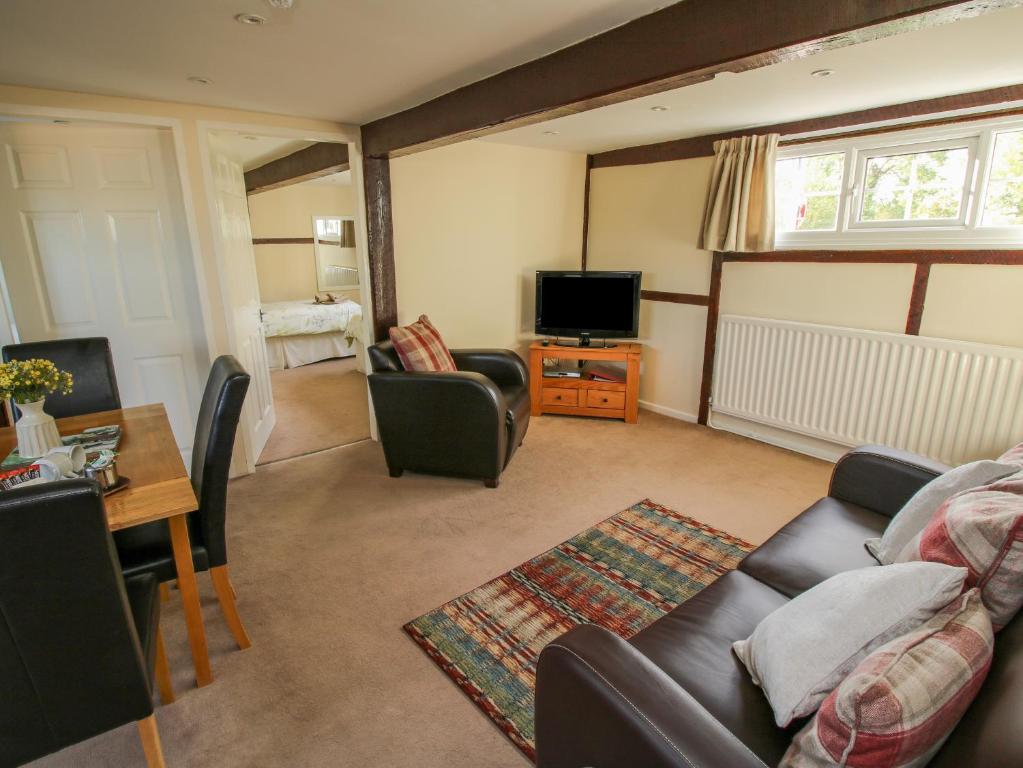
left=195, top=120, right=375, bottom=471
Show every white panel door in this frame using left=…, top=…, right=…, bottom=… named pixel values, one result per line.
left=207, top=137, right=275, bottom=464
left=0, top=124, right=209, bottom=464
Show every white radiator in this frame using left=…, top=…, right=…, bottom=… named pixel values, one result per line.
left=712, top=315, right=1023, bottom=465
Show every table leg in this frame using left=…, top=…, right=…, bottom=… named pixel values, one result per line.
left=168, top=514, right=213, bottom=687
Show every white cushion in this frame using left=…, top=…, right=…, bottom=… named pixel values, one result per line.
left=732, top=562, right=968, bottom=727
left=865, top=460, right=1016, bottom=564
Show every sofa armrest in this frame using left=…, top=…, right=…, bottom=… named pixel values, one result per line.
left=829, top=445, right=951, bottom=518
left=536, top=625, right=769, bottom=768
left=450, top=349, right=528, bottom=389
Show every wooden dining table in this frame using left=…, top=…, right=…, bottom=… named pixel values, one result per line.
left=0, top=403, right=214, bottom=688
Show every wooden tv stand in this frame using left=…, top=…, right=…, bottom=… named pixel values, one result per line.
left=528, top=341, right=641, bottom=423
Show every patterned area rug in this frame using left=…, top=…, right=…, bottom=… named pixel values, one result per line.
left=403, top=499, right=754, bottom=761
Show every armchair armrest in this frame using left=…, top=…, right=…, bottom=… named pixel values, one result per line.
left=829, top=445, right=951, bottom=518
left=367, top=370, right=508, bottom=479
left=450, top=349, right=528, bottom=389
left=536, top=625, right=768, bottom=768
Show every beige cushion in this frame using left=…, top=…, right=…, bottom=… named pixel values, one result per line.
left=733, top=562, right=968, bottom=727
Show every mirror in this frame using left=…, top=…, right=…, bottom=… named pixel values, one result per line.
left=312, top=215, right=359, bottom=292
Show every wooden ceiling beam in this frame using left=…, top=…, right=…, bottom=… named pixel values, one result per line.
left=591, top=83, right=1023, bottom=168
left=244, top=142, right=349, bottom=195
left=360, top=0, right=1021, bottom=158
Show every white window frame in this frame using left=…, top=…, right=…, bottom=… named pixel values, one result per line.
left=775, top=114, right=1023, bottom=249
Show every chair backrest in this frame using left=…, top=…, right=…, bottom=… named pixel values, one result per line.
left=2, top=337, right=121, bottom=419
left=0, top=480, right=153, bottom=766
left=190, top=355, right=250, bottom=567
left=367, top=340, right=402, bottom=373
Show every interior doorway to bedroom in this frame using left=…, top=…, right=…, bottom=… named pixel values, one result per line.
left=215, top=132, right=371, bottom=465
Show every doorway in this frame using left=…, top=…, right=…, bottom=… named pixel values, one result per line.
left=205, top=132, right=371, bottom=466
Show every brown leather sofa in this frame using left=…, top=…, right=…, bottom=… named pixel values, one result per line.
left=535, top=445, right=1023, bottom=768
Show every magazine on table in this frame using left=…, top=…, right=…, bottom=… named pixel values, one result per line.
left=1, top=425, right=121, bottom=471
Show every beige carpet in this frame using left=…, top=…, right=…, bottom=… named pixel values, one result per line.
left=257, top=357, right=370, bottom=465
left=31, top=412, right=830, bottom=768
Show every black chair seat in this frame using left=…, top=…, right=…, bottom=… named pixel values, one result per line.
left=630, top=570, right=794, bottom=765
left=738, top=496, right=888, bottom=598
left=115, top=516, right=210, bottom=583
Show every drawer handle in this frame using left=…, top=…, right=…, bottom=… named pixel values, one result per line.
left=555, top=395, right=562, bottom=400
left=601, top=397, right=609, bottom=403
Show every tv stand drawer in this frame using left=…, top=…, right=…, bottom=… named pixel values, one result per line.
left=584, top=390, right=626, bottom=410
left=542, top=389, right=578, bottom=407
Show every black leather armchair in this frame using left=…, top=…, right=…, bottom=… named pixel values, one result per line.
left=0, top=480, right=173, bottom=768
left=3, top=337, right=121, bottom=420
left=367, top=342, right=530, bottom=488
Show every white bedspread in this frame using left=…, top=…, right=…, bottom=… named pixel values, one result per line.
left=261, top=299, right=362, bottom=341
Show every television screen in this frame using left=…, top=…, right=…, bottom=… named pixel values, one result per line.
left=535, top=271, right=641, bottom=338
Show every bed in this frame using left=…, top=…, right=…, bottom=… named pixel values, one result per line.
left=261, top=299, right=365, bottom=370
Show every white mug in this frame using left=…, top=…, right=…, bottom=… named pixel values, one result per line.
left=43, top=444, right=86, bottom=477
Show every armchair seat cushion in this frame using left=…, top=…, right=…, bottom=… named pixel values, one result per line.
left=738, top=497, right=888, bottom=598
left=630, top=570, right=794, bottom=765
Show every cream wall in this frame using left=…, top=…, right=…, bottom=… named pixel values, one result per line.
left=390, top=141, right=586, bottom=353
left=587, top=156, right=1023, bottom=422
left=248, top=182, right=356, bottom=302
left=0, top=84, right=353, bottom=357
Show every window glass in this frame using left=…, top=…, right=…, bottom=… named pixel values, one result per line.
left=982, top=130, right=1023, bottom=226
left=775, top=153, right=844, bottom=232
left=859, top=146, right=970, bottom=223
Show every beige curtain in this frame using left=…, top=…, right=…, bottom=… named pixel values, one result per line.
left=699, top=134, right=779, bottom=252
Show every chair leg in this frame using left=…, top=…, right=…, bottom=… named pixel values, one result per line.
left=210, top=565, right=252, bottom=650
left=484, top=477, right=499, bottom=489
left=159, top=583, right=171, bottom=603
left=388, top=467, right=403, bottom=478
left=154, top=627, right=175, bottom=704
left=137, top=715, right=167, bottom=768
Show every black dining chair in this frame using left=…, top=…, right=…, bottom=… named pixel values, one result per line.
left=2, top=337, right=121, bottom=420
left=0, top=480, right=174, bottom=768
left=114, top=355, right=253, bottom=651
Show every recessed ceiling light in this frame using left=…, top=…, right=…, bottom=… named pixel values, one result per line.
left=650, top=105, right=670, bottom=112
left=542, top=130, right=560, bottom=136
left=187, top=76, right=214, bottom=85
left=235, top=12, right=267, bottom=24
left=265, top=0, right=294, bottom=7
left=811, top=69, right=835, bottom=78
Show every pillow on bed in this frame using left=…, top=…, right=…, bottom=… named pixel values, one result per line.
left=388, top=315, right=456, bottom=373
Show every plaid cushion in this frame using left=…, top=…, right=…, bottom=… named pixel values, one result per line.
left=782, top=589, right=993, bottom=768
left=896, top=473, right=1023, bottom=629
left=388, top=315, right=456, bottom=372
left=998, top=441, right=1023, bottom=467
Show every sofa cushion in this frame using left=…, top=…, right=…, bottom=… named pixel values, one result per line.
left=733, top=562, right=967, bottom=727
left=782, top=589, right=993, bottom=768
left=897, top=473, right=1023, bottom=629
left=739, top=497, right=887, bottom=598
left=865, top=459, right=1017, bottom=564
left=630, top=570, right=794, bottom=765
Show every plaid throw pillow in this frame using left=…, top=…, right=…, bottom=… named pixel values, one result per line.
left=388, top=315, right=456, bottom=372
left=782, top=589, right=994, bottom=768
left=896, top=473, right=1023, bottom=629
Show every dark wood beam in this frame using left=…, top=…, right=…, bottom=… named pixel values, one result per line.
left=592, top=83, right=1023, bottom=167
left=362, top=156, right=398, bottom=342
left=581, top=155, right=593, bottom=270
left=641, top=290, right=710, bottom=306
left=361, top=0, right=1018, bottom=158
left=905, top=263, right=932, bottom=335
left=244, top=143, right=350, bottom=195
left=698, top=254, right=724, bottom=426
left=721, top=249, right=1023, bottom=265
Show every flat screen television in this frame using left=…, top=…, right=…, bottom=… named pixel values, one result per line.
left=535, top=270, right=641, bottom=345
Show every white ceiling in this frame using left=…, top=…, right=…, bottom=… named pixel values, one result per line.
left=485, top=7, right=1023, bottom=154
left=0, top=0, right=670, bottom=125
left=218, top=134, right=313, bottom=170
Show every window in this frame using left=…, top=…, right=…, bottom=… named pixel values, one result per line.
left=982, top=129, right=1023, bottom=226
left=774, top=116, right=1023, bottom=247
left=854, top=140, right=974, bottom=227
left=775, top=153, right=844, bottom=232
